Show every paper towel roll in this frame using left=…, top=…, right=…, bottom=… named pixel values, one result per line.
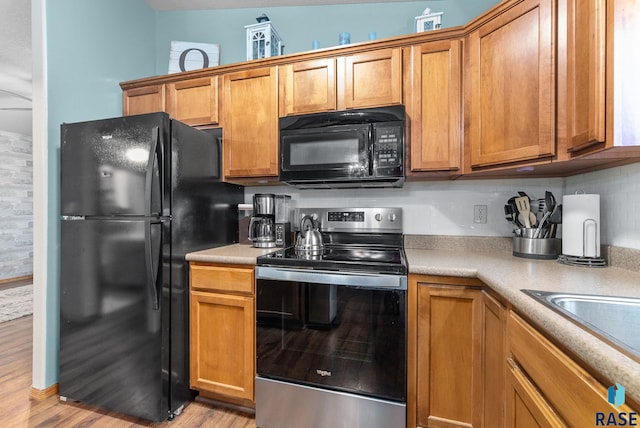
left=562, top=193, right=600, bottom=257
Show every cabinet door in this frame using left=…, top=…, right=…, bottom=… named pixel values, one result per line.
left=190, top=263, right=254, bottom=294
left=407, top=40, right=462, bottom=173
left=190, top=291, right=255, bottom=402
left=508, top=312, right=638, bottom=426
left=482, top=291, right=507, bottom=428
left=338, top=48, right=402, bottom=110
left=465, top=0, right=555, bottom=169
left=561, top=0, right=606, bottom=153
left=506, top=359, right=567, bottom=427
left=123, top=85, right=164, bottom=116
left=415, top=284, right=483, bottom=427
left=279, top=58, right=337, bottom=116
left=222, top=67, right=278, bottom=179
left=166, top=76, right=219, bottom=126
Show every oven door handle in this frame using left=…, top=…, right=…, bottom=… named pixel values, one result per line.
left=255, top=266, right=407, bottom=290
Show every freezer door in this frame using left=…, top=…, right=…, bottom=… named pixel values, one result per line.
left=59, top=217, right=169, bottom=422
left=60, top=113, right=169, bottom=217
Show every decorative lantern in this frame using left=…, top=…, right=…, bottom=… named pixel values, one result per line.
left=415, top=8, right=443, bottom=33
left=245, top=14, right=284, bottom=61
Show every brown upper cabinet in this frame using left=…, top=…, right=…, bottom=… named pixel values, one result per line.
left=338, top=48, right=403, bottom=110
left=166, top=76, right=219, bottom=127
left=120, top=0, right=640, bottom=181
left=279, top=58, right=337, bottom=116
left=464, top=0, right=556, bottom=170
left=123, top=85, right=165, bottom=116
left=560, top=0, right=606, bottom=154
left=221, top=66, right=279, bottom=182
left=279, top=48, right=403, bottom=117
left=405, top=40, right=462, bottom=176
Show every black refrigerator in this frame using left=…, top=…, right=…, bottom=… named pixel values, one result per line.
left=59, top=112, right=243, bottom=422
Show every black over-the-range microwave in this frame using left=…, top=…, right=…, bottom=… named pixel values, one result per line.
left=278, top=105, right=405, bottom=188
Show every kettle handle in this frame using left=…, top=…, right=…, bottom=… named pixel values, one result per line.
left=300, top=215, right=314, bottom=232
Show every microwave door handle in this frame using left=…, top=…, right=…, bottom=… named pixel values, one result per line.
left=368, top=125, right=374, bottom=176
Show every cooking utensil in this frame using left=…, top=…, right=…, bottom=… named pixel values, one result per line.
left=533, top=198, right=547, bottom=214
left=531, top=191, right=556, bottom=238
left=548, top=204, right=562, bottom=238
left=504, top=205, right=516, bottom=226
left=518, top=212, right=537, bottom=229
left=545, top=191, right=556, bottom=216
left=533, top=211, right=551, bottom=238
left=507, top=196, right=524, bottom=228
left=518, top=191, right=532, bottom=200
left=515, top=196, right=532, bottom=228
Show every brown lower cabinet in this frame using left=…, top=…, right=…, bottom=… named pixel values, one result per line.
left=408, top=275, right=506, bottom=428
left=408, top=274, right=639, bottom=428
left=507, top=311, right=638, bottom=427
left=186, top=266, right=640, bottom=422
left=189, top=263, right=255, bottom=407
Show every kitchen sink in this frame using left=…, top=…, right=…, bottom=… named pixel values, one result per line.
left=522, top=289, right=640, bottom=360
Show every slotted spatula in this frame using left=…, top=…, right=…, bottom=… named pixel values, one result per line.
left=515, top=196, right=532, bottom=228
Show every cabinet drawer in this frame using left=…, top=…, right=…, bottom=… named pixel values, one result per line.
left=508, top=312, right=636, bottom=426
left=190, top=264, right=254, bottom=295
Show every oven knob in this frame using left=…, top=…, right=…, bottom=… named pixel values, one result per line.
left=375, top=213, right=382, bottom=222
left=388, top=213, right=397, bottom=222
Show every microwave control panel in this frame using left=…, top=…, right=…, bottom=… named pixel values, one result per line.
left=373, top=122, right=403, bottom=174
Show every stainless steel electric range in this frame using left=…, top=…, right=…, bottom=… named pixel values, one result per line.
left=255, top=207, right=407, bottom=428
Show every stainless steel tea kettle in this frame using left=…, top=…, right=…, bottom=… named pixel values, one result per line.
left=295, top=215, right=324, bottom=255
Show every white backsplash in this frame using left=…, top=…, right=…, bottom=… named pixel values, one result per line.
left=246, top=178, right=564, bottom=237
left=247, top=162, right=640, bottom=250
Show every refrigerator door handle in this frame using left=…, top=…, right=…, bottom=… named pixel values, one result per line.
left=145, top=126, right=162, bottom=217
left=145, top=219, right=162, bottom=310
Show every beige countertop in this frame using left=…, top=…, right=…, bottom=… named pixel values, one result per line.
left=406, top=248, right=640, bottom=404
left=186, top=242, right=640, bottom=404
left=186, top=244, right=277, bottom=265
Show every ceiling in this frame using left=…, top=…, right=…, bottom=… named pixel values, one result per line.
left=145, top=0, right=426, bottom=11
left=0, top=0, right=31, bottom=136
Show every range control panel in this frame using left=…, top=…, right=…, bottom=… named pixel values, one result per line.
left=295, top=208, right=403, bottom=233
left=328, top=211, right=365, bottom=222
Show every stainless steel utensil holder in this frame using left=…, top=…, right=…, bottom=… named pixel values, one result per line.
left=513, top=237, right=561, bottom=260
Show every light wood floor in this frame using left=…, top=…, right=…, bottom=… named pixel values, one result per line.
left=0, top=315, right=257, bottom=427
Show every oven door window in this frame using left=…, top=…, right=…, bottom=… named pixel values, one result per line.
left=279, top=124, right=371, bottom=179
left=256, top=280, right=406, bottom=402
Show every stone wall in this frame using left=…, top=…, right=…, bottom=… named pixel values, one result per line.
left=0, top=131, right=32, bottom=281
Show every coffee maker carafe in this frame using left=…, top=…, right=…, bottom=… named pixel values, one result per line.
left=249, top=194, right=276, bottom=248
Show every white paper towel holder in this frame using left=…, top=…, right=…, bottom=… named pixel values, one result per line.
left=558, top=191, right=606, bottom=267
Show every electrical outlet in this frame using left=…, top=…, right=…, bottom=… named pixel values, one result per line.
left=474, top=205, right=487, bottom=224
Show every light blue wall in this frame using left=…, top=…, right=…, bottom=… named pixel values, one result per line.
left=42, top=0, right=500, bottom=387
left=45, top=0, right=156, bottom=386
left=154, top=0, right=500, bottom=73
